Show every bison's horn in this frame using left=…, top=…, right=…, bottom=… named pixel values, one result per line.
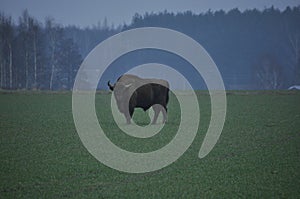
left=124, top=83, right=132, bottom=88
left=107, top=81, right=115, bottom=91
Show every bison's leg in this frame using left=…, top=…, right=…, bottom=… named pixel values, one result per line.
left=124, top=106, right=134, bottom=124
left=162, top=106, right=168, bottom=123
left=124, top=113, right=131, bottom=124
left=152, top=104, right=161, bottom=124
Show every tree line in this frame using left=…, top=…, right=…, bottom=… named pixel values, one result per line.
left=0, top=7, right=300, bottom=90
left=0, top=10, right=120, bottom=90
left=123, top=7, right=300, bottom=89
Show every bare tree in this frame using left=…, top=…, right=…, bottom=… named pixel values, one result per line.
left=0, top=14, right=4, bottom=88
left=5, top=18, right=13, bottom=89
left=255, top=54, right=283, bottom=89
left=18, top=10, right=31, bottom=89
left=0, top=14, right=14, bottom=89
left=283, top=10, right=300, bottom=85
left=28, top=17, right=40, bottom=89
left=45, top=18, right=62, bottom=90
left=287, top=33, right=300, bottom=84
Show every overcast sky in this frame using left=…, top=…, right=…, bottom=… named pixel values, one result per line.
left=0, top=0, right=299, bottom=27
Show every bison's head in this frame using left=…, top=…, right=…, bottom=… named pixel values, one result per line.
left=112, top=82, right=133, bottom=113
left=107, top=81, right=115, bottom=91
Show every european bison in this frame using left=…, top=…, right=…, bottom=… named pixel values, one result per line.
left=108, top=74, right=169, bottom=124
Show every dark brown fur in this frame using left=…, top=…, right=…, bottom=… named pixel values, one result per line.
left=108, top=74, right=169, bottom=124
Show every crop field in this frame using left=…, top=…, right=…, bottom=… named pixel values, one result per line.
left=0, top=91, right=299, bottom=198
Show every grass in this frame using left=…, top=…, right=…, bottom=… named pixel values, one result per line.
left=0, top=91, right=299, bottom=198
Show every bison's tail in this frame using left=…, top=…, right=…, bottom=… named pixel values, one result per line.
left=107, top=81, right=115, bottom=91
left=166, top=88, right=169, bottom=105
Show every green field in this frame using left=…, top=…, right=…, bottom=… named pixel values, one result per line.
left=0, top=91, right=299, bottom=198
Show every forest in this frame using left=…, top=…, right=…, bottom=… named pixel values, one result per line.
left=0, top=6, right=299, bottom=90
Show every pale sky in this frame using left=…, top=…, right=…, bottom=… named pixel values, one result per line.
left=0, top=0, right=299, bottom=27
